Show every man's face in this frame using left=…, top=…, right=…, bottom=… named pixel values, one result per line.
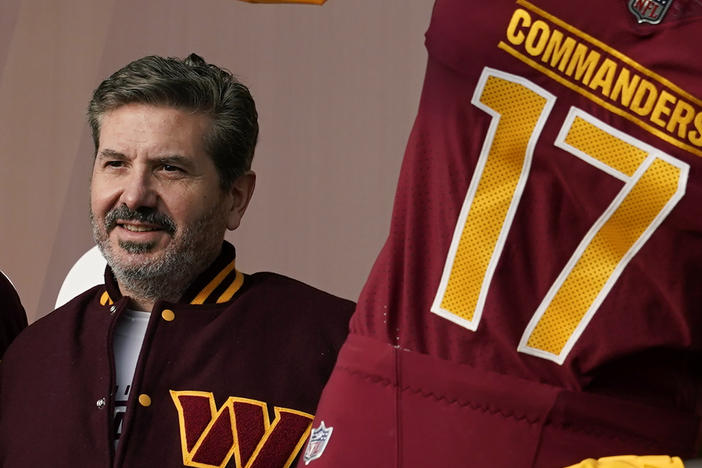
left=90, top=103, right=238, bottom=298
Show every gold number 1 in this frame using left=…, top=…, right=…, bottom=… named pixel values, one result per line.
left=431, top=68, right=688, bottom=364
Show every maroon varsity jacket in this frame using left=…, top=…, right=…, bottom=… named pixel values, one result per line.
left=0, top=242, right=354, bottom=467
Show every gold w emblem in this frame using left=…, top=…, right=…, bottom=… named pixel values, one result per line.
left=170, top=390, right=313, bottom=468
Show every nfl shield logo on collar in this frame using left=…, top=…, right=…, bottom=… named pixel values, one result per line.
left=303, top=421, right=333, bottom=465
left=628, top=0, right=673, bottom=24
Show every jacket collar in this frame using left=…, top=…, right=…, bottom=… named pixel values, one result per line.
left=99, top=241, right=244, bottom=307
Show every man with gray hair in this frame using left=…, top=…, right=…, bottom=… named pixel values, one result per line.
left=0, top=53, right=354, bottom=468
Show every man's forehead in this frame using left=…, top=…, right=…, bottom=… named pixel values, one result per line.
left=98, top=104, right=211, bottom=147
left=100, top=103, right=209, bottom=124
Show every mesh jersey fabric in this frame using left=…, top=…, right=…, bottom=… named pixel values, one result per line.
left=302, top=1, right=702, bottom=467
left=353, top=0, right=702, bottom=412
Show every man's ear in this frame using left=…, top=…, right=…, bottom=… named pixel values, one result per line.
left=226, top=171, right=256, bottom=230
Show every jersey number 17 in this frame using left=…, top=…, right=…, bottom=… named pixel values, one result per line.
left=431, top=67, right=688, bottom=365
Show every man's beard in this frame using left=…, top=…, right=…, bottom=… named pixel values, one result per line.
left=90, top=203, right=227, bottom=305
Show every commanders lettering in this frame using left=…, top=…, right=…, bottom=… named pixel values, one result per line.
left=500, top=4, right=702, bottom=156
left=170, top=391, right=313, bottom=468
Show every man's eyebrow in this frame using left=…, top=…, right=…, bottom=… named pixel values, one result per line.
left=157, top=154, right=192, bottom=166
left=96, top=151, right=194, bottom=167
left=97, top=148, right=127, bottom=159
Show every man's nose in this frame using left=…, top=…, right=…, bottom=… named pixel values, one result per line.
left=121, top=169, right=157, bottom=210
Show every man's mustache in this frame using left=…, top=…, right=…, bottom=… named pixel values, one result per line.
left=104, top=205, right=177, bottom=235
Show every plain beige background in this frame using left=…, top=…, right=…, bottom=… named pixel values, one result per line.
left=0, top=0, right=434, bottom=322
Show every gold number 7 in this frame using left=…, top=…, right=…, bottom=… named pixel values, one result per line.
left=431, top=68, right=688, bottom=364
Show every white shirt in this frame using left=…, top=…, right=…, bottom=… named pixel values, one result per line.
left=112, top=309, right=149, bottom=445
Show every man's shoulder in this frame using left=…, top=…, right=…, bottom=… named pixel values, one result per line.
left=236, top=272, right=354, bottom=355
left=3, top=285, right=104, bottom=360
left=244, top=271, right=355, bottom=308
left=237, top=272, right=355, bottom=332
left=42, top=283, right=106, bottom=320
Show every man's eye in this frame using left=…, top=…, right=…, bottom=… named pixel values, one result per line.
left=162, top=164, right=182, bottom=172
left=105, top=160, right=123, bottom=168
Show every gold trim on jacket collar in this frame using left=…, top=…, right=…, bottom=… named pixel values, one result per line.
left=100, top=291, right=114, bottom=306
left=191, top=259, right=236, bottom=305
left=99, top=260, right=244, bottom=307
left=215, top=270, right=244, bottom=303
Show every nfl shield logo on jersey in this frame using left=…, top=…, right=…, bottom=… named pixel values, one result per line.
left=628, top=0, right=673, bottom=24
left=303, top=421, right=333, bottom=465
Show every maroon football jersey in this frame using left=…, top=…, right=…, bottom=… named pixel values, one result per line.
left=300, top=1, right=702, bottom=467
left=352, top=0, right=702, bottom=409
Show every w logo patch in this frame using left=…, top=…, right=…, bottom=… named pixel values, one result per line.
left=170, top=390, right=313, bottom=468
